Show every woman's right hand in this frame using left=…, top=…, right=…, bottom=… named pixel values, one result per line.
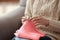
left=21, top=17, right=31, bottom=23
left=21, top=17, right=26, bottom=23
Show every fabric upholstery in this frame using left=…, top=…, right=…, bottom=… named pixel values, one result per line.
left=0, top=0, right=26, bottom=40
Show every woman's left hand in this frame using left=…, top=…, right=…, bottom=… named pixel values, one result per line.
left=30, top=16, right=49, bottom=26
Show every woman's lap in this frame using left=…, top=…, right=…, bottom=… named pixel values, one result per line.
left=12, top=37, right=28, bottom=40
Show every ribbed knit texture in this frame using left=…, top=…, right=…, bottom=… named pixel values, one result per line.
left=24, top=0, right=60, bottom=40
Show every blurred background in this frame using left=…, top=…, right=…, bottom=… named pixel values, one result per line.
left=0, top=0, right=19, bottom=16
left=0, top=0, right=26, bottom=40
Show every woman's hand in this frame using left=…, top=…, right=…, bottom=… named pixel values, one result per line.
left=31, top=17, right=49, bottom=26
left=21, top=16, right=49, bottom=26
left=21, top=17, right=31, bottom=23
left=21, top=17, right=27, bottom=23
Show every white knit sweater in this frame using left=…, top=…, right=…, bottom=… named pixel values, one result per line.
left=24, top=0, right=60, bottom=40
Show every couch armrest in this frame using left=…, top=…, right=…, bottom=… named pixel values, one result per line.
left=0, top=6, right=25, bottom=40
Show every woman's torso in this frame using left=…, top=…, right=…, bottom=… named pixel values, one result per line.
left=25, top=0, right=60, bottom=40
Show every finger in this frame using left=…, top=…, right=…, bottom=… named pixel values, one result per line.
left=33, top=18, right=49, bottom=23
left=21, top=17, right=26, bottom=21
left=33, top=20, right=49, bottom=26
left=22, top=18, right=26, bottom=22
left=32, top=20, right=43, bottom=26
left=30, top=16, right=41, bottom=21
left=31, top=18, right=41, bottom=22
left=22, top=16, right=29, bottom=22
left=39, top=25, right=48, bottom=29
left=34, top=23, right=41, bottom=26
left=34, top=22, right=45, bottom=26
left=30, top=17, right=39, bottom=20
left=32, top=19, right=43, bottom=23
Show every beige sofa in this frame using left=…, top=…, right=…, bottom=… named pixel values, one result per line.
left=0, top=0, right=26, bottom=40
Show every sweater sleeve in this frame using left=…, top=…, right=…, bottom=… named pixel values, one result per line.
left=48, top=20, right=60, bottom=33
left=24, top=0, right=34, bottom=19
